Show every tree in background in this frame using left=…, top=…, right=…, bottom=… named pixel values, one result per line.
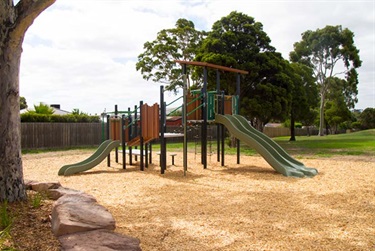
left=324, top=77, right=353, bottom=133
left=0, top=0, right=55, bottom=202
left=20, top=97, right=28, bottom=110
left=136, top=19, right=206, bottom=91
left=31, top=102, right=55, bottom=115
left=290, top=25, right=361, bottom=136
left=195, top=11, right=291, bottom=131
left=359, top=108, right=375, bottom=129
left=288, top=63, right=318, bottom=141
left=72, top=108, right=87, bottom=115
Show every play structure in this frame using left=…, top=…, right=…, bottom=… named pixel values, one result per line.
left=58, top=61, right=318, bottom=178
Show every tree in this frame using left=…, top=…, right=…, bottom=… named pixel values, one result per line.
left=288, top=63, right=318, bottom=141
left=0, top=0, right=56, bottom=202
left=359, top=108, right=375, bottom=129
left=195, top=11, right=291, bottom=131
left=290, top=25, right=361, bottom=136
left=136, top=18, right=206, bottom=91
left=20, top=96, right=28, bottom=110
left=32, top=102, right=55, bottom=114
left=72, top=108, right=87, bottom=115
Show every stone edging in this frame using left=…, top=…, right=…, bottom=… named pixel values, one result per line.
left=25, top=180, right=142, bottom=251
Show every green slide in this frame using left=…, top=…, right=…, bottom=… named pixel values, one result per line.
left=58, top=139, right=121, bottom=176
left=215, top=114, right=317, bottom=178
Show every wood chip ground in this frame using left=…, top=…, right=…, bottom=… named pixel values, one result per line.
left=23, top=150, right=375, bottom=251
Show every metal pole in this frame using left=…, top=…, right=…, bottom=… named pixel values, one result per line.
left=115, top=105, right=118, bottom=163
left=160, top=85, right=166, bottom=174
left=183, top=64, right=188, bottom=176
left=221, top=92, right=225, bottom=167
left=201, top=67, right=208, bottom=169
left=236, top=73, right=240, bottom=164
left=216, top=69, right=220, bottom=162
left=106, top=114, right=111, bottom=167
left=121, top=114, right=126, bottom=169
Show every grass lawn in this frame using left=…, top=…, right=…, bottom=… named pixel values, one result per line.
left=156, top=129, right=375, bottom=158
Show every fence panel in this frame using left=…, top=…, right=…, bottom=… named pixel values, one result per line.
left=21, top=123, right=103, bottom=150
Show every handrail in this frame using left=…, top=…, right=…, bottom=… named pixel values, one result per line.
left=166, top=96, right=183, bottom=107
left=187, top=103, right=204, bottom=117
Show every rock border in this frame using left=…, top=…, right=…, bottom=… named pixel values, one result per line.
left=25, top=180, right=141, bottom=251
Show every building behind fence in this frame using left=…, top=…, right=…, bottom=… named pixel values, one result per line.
left=21, top=123, right=318, bottom=150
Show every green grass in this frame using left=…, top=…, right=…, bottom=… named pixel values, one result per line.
left=273, top=129, right=375, bottom=157
left=153, top=129, right=374, bottom=158
left=22, top=129, right=374, bottom=159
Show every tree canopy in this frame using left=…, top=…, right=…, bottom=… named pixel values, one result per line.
left=288, top=62, right=318, bottom=140
left=136, top=18, right=206, bottom=91
left=195, top=11, right=293, bottom=130
left=290, top=25, right=361, bottom=136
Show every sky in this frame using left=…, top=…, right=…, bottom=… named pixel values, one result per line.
left=20, top=0, right=375, bottom=115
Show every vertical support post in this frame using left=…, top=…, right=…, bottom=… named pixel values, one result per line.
left=182, top=64, right=188, bottom=176
left=106, top=114, right=111, bottom=167
left=221, top=91, right=225, bottom=167
left=201, top=67, right=208, bottom=169
left=216, top=69, right=221, bottom=163
left=115, top=105, right=119, bottom=163
left=236, top=73, right=240, bottom=164
left=140, top=101, right=144, bottom=171
left=128, top=107, right=133, bottom=166
left=160, top=85, right=166, bottom=174
left=134, top=105, right=138, bottom=162
left=121, top=114, right=126, bottom=169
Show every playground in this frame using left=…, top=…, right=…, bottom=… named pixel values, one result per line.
left=21, top=61, right=374, bottom=250
left=23, top=150, right=374, bottom=250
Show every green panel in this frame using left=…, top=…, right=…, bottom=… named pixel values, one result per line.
left=207, top=92, right=215, bottom=120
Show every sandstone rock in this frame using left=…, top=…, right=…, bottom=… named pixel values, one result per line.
left=47, top=187, right=88, bottom=200
left=59, top=229, right=141, bottom=251
left=31, top=181, right=61, bottom=192
left=51, top=200, right=115, bottom=236
left=52, top=193, right=97, bottom=206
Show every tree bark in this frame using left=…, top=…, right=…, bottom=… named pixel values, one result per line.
left=0, top=0, right=55, bottom=202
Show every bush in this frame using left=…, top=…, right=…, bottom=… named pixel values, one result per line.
left=21, top=113, right=100, bottom=123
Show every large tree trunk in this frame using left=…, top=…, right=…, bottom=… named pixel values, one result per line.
left=0, top=41, right=26, bottom=202
left=0, top=0, right=55, bottom=202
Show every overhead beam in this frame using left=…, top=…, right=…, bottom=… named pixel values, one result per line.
left=175, top=60, right=249, bottom=75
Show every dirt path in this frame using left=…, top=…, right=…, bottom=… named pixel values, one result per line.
left=23, top=150, right=375, bottom=251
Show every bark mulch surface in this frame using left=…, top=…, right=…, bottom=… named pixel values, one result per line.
left=22, top=150, right=375, bottom=251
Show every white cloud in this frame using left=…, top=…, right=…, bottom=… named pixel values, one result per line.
left=20, top=0, right=374, bottom=115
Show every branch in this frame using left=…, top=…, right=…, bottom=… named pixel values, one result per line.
left=9, top=0, right=55, bottom=47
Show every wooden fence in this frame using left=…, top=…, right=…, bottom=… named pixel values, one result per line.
left=21, top=123, right=318, bottom=150
left=21, top=123, right=103, bottom=149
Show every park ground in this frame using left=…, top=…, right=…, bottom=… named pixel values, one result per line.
left=20, top=145, right=375, bottom=251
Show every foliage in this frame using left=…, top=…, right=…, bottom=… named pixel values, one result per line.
left=0, top=201, right=12, bottom=230
left=21, top=113, right=100, bottom=123
left=290, top=25, right=362, bottom=136
left=30, top=192, right=44, bottom=209
left=288, top=62, right=318, bottom=140
left=324, top=100, right=352, bottom=134
left=71, top=109, right=87, bottom=115
left=20, top=97, right=27, bottom=110
left=195, top=11, right=291, bottom=130
left=359, top=107, right=375, bottom=129
left=136, top=18, right=206, bottom=91
left=32, top=102, right=55, bottom=115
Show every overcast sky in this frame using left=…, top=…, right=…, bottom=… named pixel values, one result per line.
left=20, top=0, right=374, bottom=115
